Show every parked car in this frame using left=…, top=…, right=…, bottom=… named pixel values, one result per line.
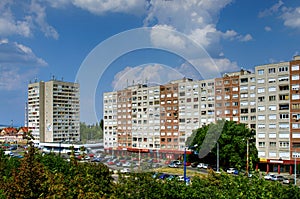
left=197, top=163, right=205, bottom=168
left=264, top=174, right=275, bottom=180
left=283, top=177, right=294, bottom=184
left=226, top=168, right=237, bottom=174
left=123, top=162, right=131, bottom=167
left=203, top=164, right=209, bottom=169
left=120, top=168, right=131, bottom=174
left=159, top=173, right=170, bottom=180
left=168, top=162, right=179, bottom=168
left=191, top=162, right=199, bottom=167
left=91, top=157, right=101, bottom=162
left=271, top=175, right=284, bottom=181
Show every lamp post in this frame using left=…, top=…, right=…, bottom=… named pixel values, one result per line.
left=294, top=152, right=299, bottom=185
left=217, top=142, right=219, bottom=172
left=246, top=139, right=249, bottom=175
left=184, top=147, right=187, bottom=182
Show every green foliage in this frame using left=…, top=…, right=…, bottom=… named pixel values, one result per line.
left=80, top=122, right=103, bottom=143
left=189, top=120, right=258, bottom=169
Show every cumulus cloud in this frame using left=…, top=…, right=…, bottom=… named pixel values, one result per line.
left=0, top=0, right=58, bottom=39
left=0, top=39, right=46, bottom=91
left=112, top=64, right=184, bottom=90
left=0, top=1, right=32, bottom=37
left=0, top=39, right=47, bottom=67
left=71, top=0, right=147, bottom=15
left=259, top=1, right=300, bottom=30
left=281, top=7, right=300, bottom=29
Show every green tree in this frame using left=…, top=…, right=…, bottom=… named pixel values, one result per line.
left=189, top=120, right=258, bottom=170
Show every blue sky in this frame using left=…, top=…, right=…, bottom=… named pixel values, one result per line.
left=0, top=0, right=300, bottom=126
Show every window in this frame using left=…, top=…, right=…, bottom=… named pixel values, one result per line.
left=268, top=87, right=276, bottom=92
left=232, top=102, right=238, bottom=106
left=250, top=85, right=255, bottom=90
left=269, top=95, right=276, bottom=101
left=279, top=123, right=289, bottom=129
left=270, top=142, right=276, bottom=147
left=269, top=105, right=276, bottom=111
left=258, top=96, right=265, bottom=102
left=258, top=106, right=265, bottom=111
left=241, top=116, right=248, bottom=121
left=278, top=66, right=288, bottom=72
left=240, top=78, right=248, bottom=83
left=292, top=65, right=299, bottom=71
left=269, top=114, right=276, bottom=120
left=292, top=84, right=300, bottom=90
left=278, top=76, right=289, bottom=82
left=240, top=101, right=248, bottom=106
left=279, top=113, right=289, bottom=119
left=292, top=103, right=300, bottom=110
left=279, top=104, right=289, bottom=110
left=259, top=142, right=265, bottom=147
left=279, top=94, right=289, bottom=100
left=241, top=108, right=248, bottom=114
left=279, top=142, right=289, bottom=148
left=258, top=115, right=265, bottom=120
left=258, top=79, right=265, bottom=83
left=257, top=88, right=265, bottom=93
left=268, top=78, right=276, bottom=83
left=258, top=69, right=264, bottom=75
left=292, top=94, right=300, bottom=100
left=232, top=87, right=238, bottom=91
left=268, top=68, right=276, bottom=73
left=269, top=124, right=276, bottom=129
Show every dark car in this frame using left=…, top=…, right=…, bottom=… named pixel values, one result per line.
left=191, top=162, right=199, bottom=168
left=159, top=173, right=170, bottom=180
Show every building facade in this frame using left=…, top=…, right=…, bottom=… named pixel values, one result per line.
left=103, top=56, right=300, bottom=172
left=27, top=80, right=80, bottom=143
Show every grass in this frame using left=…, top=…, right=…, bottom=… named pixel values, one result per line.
left=153, top=167, right=206, bottom=177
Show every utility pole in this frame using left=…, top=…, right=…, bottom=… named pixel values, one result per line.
left=217, top=142, right=219, bottom=172
left=246, top=139, right=249, bottom=175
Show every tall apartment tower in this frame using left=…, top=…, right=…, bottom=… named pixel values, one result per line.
left=27, top=80, right=80, bottom=143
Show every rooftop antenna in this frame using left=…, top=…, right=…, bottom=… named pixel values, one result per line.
left=61, top=77, right=64, bottom=81
left=52, top=75, right=55, bottom=80
left=127, top=79, right=128, bottom=88
left=34, top=77, right=38, bottom=83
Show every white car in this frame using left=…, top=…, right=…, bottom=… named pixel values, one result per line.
left=226, top=168, right=237, bottom=174
left=264, top=174, right=275, bottom=180
left=197, top=163, right=204, bottom=168
left=120, top=168, right=130, bottom=174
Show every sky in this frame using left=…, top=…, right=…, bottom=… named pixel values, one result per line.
left=0, top=0, right=300, bottom=126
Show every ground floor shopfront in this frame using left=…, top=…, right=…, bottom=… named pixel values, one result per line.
left=258, top=158, right=300, bottom=175
left=104, top=147, right=190, bottom=161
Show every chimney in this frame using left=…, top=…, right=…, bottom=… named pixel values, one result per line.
left=294, top=55, right=300, bottom=61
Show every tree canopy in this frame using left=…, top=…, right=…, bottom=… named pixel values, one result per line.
left=187, top=120, right=258, bottom=170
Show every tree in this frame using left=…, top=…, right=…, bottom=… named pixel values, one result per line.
left=189, top=120, right=258, bottom=170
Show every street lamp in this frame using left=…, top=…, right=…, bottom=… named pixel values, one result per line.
left=246, top=139, right=249, bottom=175
left=217, top=142, right=219, bottom=173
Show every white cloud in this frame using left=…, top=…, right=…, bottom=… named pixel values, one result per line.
left=238, top=34, right=253, bottom=42
left=259, top=1, right=300, bottom=30
left=264, top=26, right=272, bottom=31
left=30, top=0, right=59, bottom=39
left=0, top=39, right=47, bottom=67
left=0, top=0, right=58, bottom=39
left=281, top=7, right=300, bottom=29
left=0, top=65, right=38, bottom=91
left=72, top=0, right=147, bottom=15
left=150, top=25, right=187, bottom=50
left=0, top=1, right=32, bottom=37
left=258, top=0, right=284, bottom=18
left=112, top=64, right=184, bottom=90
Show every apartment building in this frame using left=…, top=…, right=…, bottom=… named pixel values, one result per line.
left=27, top=79, right=80, bottom=143
left=103, top=56, right=300, bottom=172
